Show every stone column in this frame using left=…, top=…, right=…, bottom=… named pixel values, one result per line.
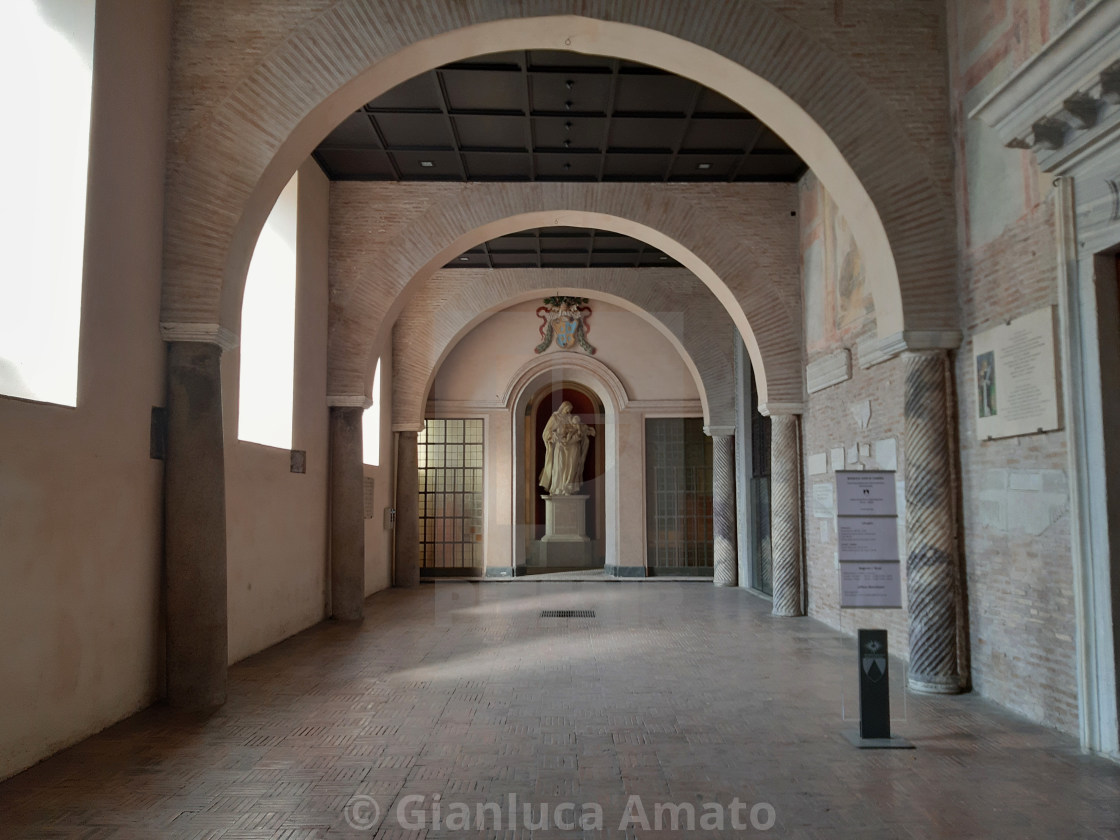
left=904, top=351, right=962, bottom=694
left=710, top=431, right=737, bottom=587
left=394, top=430, right=421, bottom=587
left=164, top=341, right=228, bottom=708
left=769, top=413, right=804, bottom=617
left=329, top=406, right=365, bottom=621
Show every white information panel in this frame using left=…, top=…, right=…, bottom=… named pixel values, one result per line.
left=840, top=563, right=903, bottom=609
left=837, top=470, right=901, bottom=608
left=837, top=517, right=899, bottom=562
left=836, top=471, right=897, bottom=516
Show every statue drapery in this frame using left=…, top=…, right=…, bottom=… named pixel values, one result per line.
left=538, top=401, right=595, bottom=495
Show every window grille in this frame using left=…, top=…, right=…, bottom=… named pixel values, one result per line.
left=645, top=418, right=713, bottom=569
left=418, top=419, right=484, bottom=569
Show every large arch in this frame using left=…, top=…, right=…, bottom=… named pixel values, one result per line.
left=328, top=186, right=802, bottom=409
left=160, top=4, right=960, bottom=358
left=392, top=268, right=737, bottom=431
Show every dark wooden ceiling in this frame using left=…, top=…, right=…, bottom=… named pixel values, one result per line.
left=445, top=227, right=682, bottom=269
left=315, top=50, right=805, bottom=268
left=313, top=50, right=806, bottom=183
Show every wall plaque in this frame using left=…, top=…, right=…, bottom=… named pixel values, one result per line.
left=973, top=306, right=1060, bottom=440
left=836, top=471, right=897, bottom=517
left=837, top=470, right=901, bottom=609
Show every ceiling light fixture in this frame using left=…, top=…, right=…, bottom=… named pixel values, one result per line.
left=697, top=162, right=712, bottom=170
left=419, top=160, right=434, bottom=167
left=458, top=256, right=470, bottom=261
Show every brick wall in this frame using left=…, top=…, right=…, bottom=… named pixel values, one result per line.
left=944, top=0, right=1079, bottom=732
left=799, top=172, right=910, bottom=648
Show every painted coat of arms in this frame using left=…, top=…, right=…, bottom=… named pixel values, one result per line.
left=535, top=296, right=596, bottom=355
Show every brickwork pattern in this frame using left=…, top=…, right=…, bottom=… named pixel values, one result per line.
left=801, top=348, right=911, bottom=646
left=3, top=584, right=1119, bottom=838
left=331, top=181, right=801, bottom=406
left=160, top=0, right=960, bottom=352
left=392, top=267, right=737, bottom=429
left=949, top=0, right=1080, bottom=732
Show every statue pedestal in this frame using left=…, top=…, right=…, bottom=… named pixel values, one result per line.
left=541, top=494, right=590, bottom=542
left=535, top=494, right=593, bottom=568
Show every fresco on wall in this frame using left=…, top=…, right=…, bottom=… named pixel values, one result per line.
left=831, top=201, right=871, bottom=331
left=801, top=172, right=873, bottom=356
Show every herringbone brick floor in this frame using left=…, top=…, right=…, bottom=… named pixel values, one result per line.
left=1, top=582, right=1118, bottom=838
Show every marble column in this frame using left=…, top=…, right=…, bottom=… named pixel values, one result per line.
left=769, top=413, right=805, bottom=617
left=394, top=430, right=421, bottom=588
left=904, top=350, right=962, bottom=694
left=710, top=431, right=737, bottom=587
left=329, top=406, right=365, bottom=621
left=164, top=341, right=228, bottom=708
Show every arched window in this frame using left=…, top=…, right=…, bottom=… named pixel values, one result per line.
left=363, top=359, right=382, bottom=465
left=238, top=173, right=298, bottom=448
left=0, top=0, right=95, bottom=406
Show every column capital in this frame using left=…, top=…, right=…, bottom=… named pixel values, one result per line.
left=877, top=329, right=961, bottom=357
left=757, top=402, right=806, bottom=417
left=328, top=395, right=373, bottom=409
left=704, top=425, right=736, bottom=437
left=160, top=322, right=239, bottom=351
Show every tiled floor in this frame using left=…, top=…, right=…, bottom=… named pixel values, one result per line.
left=2, top=582, right=1119, bottom=838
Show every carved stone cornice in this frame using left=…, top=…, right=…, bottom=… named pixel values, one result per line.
left=971, top=1, right=1120, bottom=172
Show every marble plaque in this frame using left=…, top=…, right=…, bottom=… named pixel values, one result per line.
left=807, top=452, right=828, bottom=475
left=812, top=482, right=835, bottom=518
left=974, top=306, right=1060, bottom=440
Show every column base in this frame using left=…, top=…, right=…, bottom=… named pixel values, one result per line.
left=908, top=675, right=962, bottom=695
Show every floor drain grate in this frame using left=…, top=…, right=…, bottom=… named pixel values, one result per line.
left=540, top=609, right=596, bottom=618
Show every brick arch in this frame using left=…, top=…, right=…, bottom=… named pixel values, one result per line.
left=392, top=268, right=738, bottom=431
left=161, top=3, right=959, bottom=362
left=328, top=188, right=801, bottom=408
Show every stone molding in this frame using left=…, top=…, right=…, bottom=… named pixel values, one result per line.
left=806, top=348, right=852, bottom=394
left=971, top=2, right=1120, bottom=172
left=703, top=425, right=736, bottom=437
left=327, top=395, right=373, bottom=409
left=160, top=322, right=239, bottom=351
left=757, top=401, right=806, bottom=417
left=423, top=398, right=703, bottom=417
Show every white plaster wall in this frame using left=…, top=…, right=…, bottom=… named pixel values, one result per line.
left=0, top=0, right=172, bottom=781
left=224, top=160, right=331, bottom=664
left=428, top=301, right=699, bottom=404
left=428, top=301, right=700, bottom=573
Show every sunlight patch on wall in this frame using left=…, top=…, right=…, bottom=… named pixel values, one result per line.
left=238, top=173, right=299, bottom=449
left=363, top=359, right=381, bottom=465
left=0, top=0, right=95, bottom=406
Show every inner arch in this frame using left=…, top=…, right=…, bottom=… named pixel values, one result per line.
left=216, top=15, right=906, bottom=352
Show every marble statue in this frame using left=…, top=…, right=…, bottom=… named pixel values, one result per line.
left=538, top=401, right=595, bottom=495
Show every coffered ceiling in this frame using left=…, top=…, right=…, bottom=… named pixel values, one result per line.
left=313, top=50, right=806, bottom=183
left=314, top=50, right=806, bottom=268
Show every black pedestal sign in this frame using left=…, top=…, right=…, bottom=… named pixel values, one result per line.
left=858, top=629, right=890, bottom=739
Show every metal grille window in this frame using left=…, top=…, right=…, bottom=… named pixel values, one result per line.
left=645, top=418, right=713, bottom=570
left=418, top=419, right=484, bottom=569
